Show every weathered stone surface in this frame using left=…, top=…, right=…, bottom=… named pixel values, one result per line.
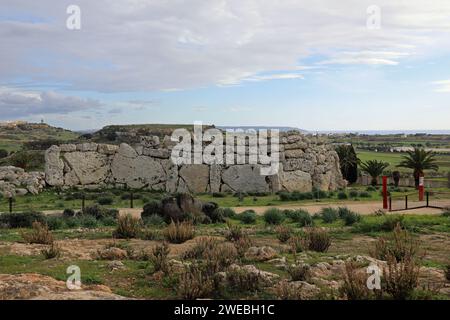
left=140, top=136, right=160, bottom=148
left=45, top=146, right=64, bottom=186
left=111, top=154, right=166, bottom=189
left=76, top=142, right=98, bottom=152
left=222, top=165, right=269, bottom=193
left=142, top=148, right=170, bottom=159
left=245, top=246, right=277, bottom=261
left=179, top=165, right=210, bottom=193
left=284, top=149, right=304, bottom=158
left=97, top=144, right=119, bottom=155
left=59, top=144, right=77, bottom=152
left=279, top=170, right=312, bottom=192
left=209, top=165, right=222, bottom=193
left=63, top=152, right=109, bottom=185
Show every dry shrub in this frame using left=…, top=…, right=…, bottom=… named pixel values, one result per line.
left=287, top=263, right=311, bottom=282
left=371, top=223, right=419, bottom=262
left=224, top=222, right=243, bottom=241
left=225, top=268, right=263, bottom=293
left=305, top=227, right=331, bottom=252
left=164, top=220, right=195, bottom=244
left=41, top=242, right=61, bottom=259
left=446, top=265, right=450, bottom=282
left=383, top=253, right=420, bottom=300
left=150, top=242, right=170, bottom=273
left=275, top=225, right=292, bottom=243
left=176, top=264, right=214, bottom=299
left=339, top=261, right=372, bottom=300
left=233, top=235, right=253, bottom=258
left=273, top=280, right=304, bottom=300
left=182, top=237, right=218, bottom=259
left=288, top=235, right=307, bottom=253
left=113, top=214, right=142, bottom=239
left=21, top=221, right=53, bottom=244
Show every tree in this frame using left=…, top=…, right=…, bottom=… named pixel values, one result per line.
left=0, top=149, right=8, bottom=159
left=392, top=171, right=401, bottom=188
left=397, top=148, right=439, bottom=188
left=360, top=160, right=390, bottom=186
left=335, top=145, right=359, bottom=184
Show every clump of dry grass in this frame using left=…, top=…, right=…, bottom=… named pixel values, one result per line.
left=164, top=220, right=195, bottom=244
left=286, top=263, right=311, bottom=282
left=275, top=225, right=292, bottom=243
left=176, top=264, right=215, bottom=299
left=273, top=280, right=303, bottom=300
left=224, top=222, right=243, bottom=241
left=21, top=221, right=54, bottom=244
left=339, top=261, right=372, bottom=300
left=233, top=235, right=253, bottom=258
left=288, top=235, right=306, bottom=253
left=225, top=268, right=264, bottom=293
left=41, top=242, right=61, bottom=259
left=305, top=227, right=331, bottom=252
left=112, top=214, right=142, bottom=239
left=150, top=242, right=170, bottom=273
left=384, top=252, right=420, bottom=300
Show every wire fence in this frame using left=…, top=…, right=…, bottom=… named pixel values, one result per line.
left=389, top=191, right=450, bottom=212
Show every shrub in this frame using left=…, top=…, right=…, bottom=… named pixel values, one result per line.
left=286, top=263, right=311, bottom=281
left=238, top=210, right=257, bottom=224
left=337, top=207, right=361, bottom=226
left=65, top=217, right=81, bottom=229
left=113, top=214, right=142, bottom=239
left=221, top=208, right=236, bottom=218
left=273, top=280, right=304, bottom=300
left=339, top=261, right=372, bottom=300
left=359, top=191, right=371, bottom=198
left=233, top=235, right=253, bottom=258
left=212, top=192, right=226, bottom=198
left=99, top=216, right=117, bottom=227
left=0, top=211, right=45, bottom=228
left=224, top=222, right=243, bottom=241
left=176, top=264, right=214, bottom=299
left=208, top=208, right=226, bottom=223
left=21, top=222, right=54, bottom=244
left=143, top=214, right=165, bottom=226
left=83, top=205, right=118, bottom=220
left=288, top=235, right=306, bottom=253
left=164, top=221, right=195, bottom=244
left=305, top=227, right=331, bottom=252
left=263, top=208, right=284, bottom=225
left=381, top=215, right=405, bottom=232
left=141, top=200, right=162, bottom=219
left=183, top=237, right=219, bottom=260
left=445, top=265, right=450, bottom=282
left=140, top=228, right=159, bottom=241
left=279, top=191, right=292, bottom=201
left=349, top=190, right=359, bottom=198
left=226, top=268, right=264, bottom=293
left=62, top=208, right=76, bottom=217
left=78, top=215, right=98, bottom=228
left=319, top=207, right=339, bottom=223
left=275, top=225, right=292, bottom=243
left=41, top=242, right=61, bottom=259
left=0, top=149, right=8, bottom=159
left=384, top=252, right=420, bottom=300
left=97, top=196, right=114, bottom=205
left=288, top=209, right=314, bottom=227
left=442, top=207, right=450, bottom=217
left=45, top=216, right=66, bottom=230
left=366, top=186, right=377, bottom=192
left=337, top=191, right=348, bottom=200
left=372, top=224, right=419, bottom=262
left=150, top=242, right=170, bottom=273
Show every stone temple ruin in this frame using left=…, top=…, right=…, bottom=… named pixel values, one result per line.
left=43, top=131, right=346, bottom=194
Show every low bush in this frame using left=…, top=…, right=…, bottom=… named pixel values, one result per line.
left=62, top=208, right=76, bottom=217
left=305, top=227, right=331, bottom=252
left=176, top=264, right=214, bottom=299
left=384, top=252, right=420, bottom=300
left=207, top=208, right=226, bottom=223
left=78, top=215, right=99, bottom=228
left=275, top=225, right=292, bottom=243
left=287, top=209, right=313, bottom=227
left=371, top=224, right=419, bottom=262
left=41, top=242, right=61, bottom=260
left=337, top=207, right=361, bottom=226
left=359, top=191, right=371, bottom=198
left=45, top=216, right=66, bottom=230
left=143, top=214, right=165, bottom=226
left=337, top=192, right=348, bottom=200
left=288, top=235, right=306, bottom=253
left=349, top=190, right=359, bottom=198
left=164, top=221, right=195, bottom=244
left=83, top=205, right=118, bottom=220
left=225, top=268, right=264, bottom=293
left=0, top=211, right=45, bottom=228
left=99, top=216, right=117, bottom=227
left=339, top=261, right=372, bottom=300
left=65, top=217, right=81, bottom=228
left=113, top=214, right=142, bottom=239
left=150, top=242, right=170, bottom=273
left=221, top=208, right=236, bottom=218
left=212, top=192, right=226, bottom=198
left=381, top=215, right=405, bottom=232
left=286, top=263, right=311, bottom=281
left=97, top=196, right=114, bottom=205
left=319, top=207, right=339, bottom=223
left=141, top=200, right=163, bottom=219
left=21, top=222, right=54, bottom=244
left=238, top=210, right=257, bottom=224
left=224, top=222, right=243, bottom=241
left=263, top=208, right=284, bottom=225
left=233, top=235, right=253, bottom=258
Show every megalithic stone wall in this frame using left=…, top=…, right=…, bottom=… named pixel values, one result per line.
left=44, top=131, right=346, bottom=193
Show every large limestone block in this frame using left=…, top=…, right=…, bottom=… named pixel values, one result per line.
left=111, top=154, right=166, bottom=189
left=279, top=170, right=312, bottom=192
left=63, top=152, right=109, bottom=185
left=161, top=159, right=178, bottom=193
left=222, top=165, right=270, bottom=193
left=179, top=165, right=210, bottom=193
left=209, top=165, right=222, bottom=193
left=45, top=146, right=64, bottom=186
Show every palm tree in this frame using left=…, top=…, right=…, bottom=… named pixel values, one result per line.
left=360, top=160, right=390, bottom=186
left=397, top=148, right=439, bottom=188
left=335, top=145, right=359, bottom=184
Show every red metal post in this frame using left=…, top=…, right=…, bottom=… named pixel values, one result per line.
left=382, top=176, right=388, bottom=209
left=419, top=176, right=425, bottom=202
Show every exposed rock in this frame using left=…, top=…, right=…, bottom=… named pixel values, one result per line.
left=245, top=246, right=277, bottom=262
left=63, top=152, right=109, bottom=185
left=179, top=165, right=210, bottom=193
left=97, top=144, right=119, bottom=155
left=228, top=264, right=279, bottom=285
left=95, top=247, right=128, bottom=260
left=0, top=166, right=45, bottom=197
left=279, top=170, right=312, bottom=192
left=107, top=261, right=126, bottom=271
left=222, top=165, right=270, bottom=193
left=45, top=146, right=64, bottom=186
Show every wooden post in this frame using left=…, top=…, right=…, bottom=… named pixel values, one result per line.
left=82, top=193, right=85, bottom=213
left=9, top=197, right=13, bottom=213
left=130, top=192, right=134, bottom=209
left=405, top=195, right=408, bottom=210
left=382, top=176, right=388, bottom=209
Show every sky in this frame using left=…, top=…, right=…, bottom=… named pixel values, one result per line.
left=0, top=0, right=450, bottom=131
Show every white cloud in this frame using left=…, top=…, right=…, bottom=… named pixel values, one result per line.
left=433, top=80, right=450, bottom=92
left=0, top=1, right=450, bottom=93
left=0, top=87, right=101, bottom=118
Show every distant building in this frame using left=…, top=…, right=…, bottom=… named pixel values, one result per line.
left=0, top=120, right=27, bottom=128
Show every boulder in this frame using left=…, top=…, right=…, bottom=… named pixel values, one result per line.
left=279, top=170, right=312, bottom=192
left=63, top=152, right=109, bottom=185
left=245, top=246, right=277, bottom=261
left=45, top=146, right=64, bottom=186
left=222, top=165, right=269, bottom=193
left=179, top=165, right=210, bottom=193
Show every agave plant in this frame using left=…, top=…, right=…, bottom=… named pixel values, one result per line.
left=360, top=160, right=390, bottom=186
left=397, top=148, right=439, bottom=188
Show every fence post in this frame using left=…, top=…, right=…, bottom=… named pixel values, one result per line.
left=405, top=195, right=408, bottom=210
left=130, top=192, right=134, bottom=209
left=9, top=197, right=13, bottom=213
left=82, top=193, right=85, bottom=213
left=426, top=192, right=429, bottom=207
left=389, top=197, right=392, bottom=212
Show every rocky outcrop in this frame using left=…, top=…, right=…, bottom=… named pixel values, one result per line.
left=44, top=131, right=345, bottom=193
left=0, top=166, right=45, bottom=197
